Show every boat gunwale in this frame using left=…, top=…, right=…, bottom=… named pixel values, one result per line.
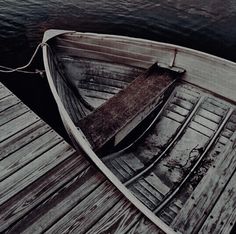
left=44, top=29, right=236, bottom=67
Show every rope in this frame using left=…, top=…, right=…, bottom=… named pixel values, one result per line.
left=0, top=42, right=48, bottom=75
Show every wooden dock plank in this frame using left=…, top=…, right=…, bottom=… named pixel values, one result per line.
left=0, top=152, right=89, bottom=232
left=0, top=129, right=62, bottom=181
left=0, top=94, right=21, bottom=112
left=0, top=120, right=49, bottom=161
left=86, top=199, right=141, bottom=234
left=0, top=102, right=29, bottom=126
left=0, top=141, right=73, bottom=205
left=6, top=166, right=105, bottom=234
left=171, top=131, right=236, bottom=233
left=199, top=169, right=236, bottom=234
left=78, top=64, right=180, bottom=149
left=0, top=111, right=40, bottom=142
left=127, top=216, right=164, bottom=234
left=44, top=181, right=122, bottom=234
left=0, top=85, right=11, bottom=99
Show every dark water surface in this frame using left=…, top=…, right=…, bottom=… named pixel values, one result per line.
left=0, top=0, right=236, bottom=139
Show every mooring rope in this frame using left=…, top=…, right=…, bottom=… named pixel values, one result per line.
left=0, top=42, right=48, bottom=75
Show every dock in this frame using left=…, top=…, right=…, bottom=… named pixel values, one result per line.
left=0, top=82, right=162, bottom=233
left=1, top=81, right=236, bottom=234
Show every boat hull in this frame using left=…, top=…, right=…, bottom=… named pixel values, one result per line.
left=43, top=29, right=236, bottom=233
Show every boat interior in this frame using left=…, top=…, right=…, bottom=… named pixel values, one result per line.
left=44, top=31, right=236, bottom=233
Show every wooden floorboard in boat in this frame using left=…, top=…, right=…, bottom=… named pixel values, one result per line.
left=171, top=131, right=236, bottom=234
left=199, top=168, right=236, bottom=234
left=78, top=63, right=181, bottom=150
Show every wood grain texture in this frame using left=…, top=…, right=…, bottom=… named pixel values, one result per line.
left=0, top=82, right=162, bottom=234
left=58, top=32, right=236, bottom=103
left=0, top=85, right=11, bottom=99
left=6, top=166, right=105, bottom=234
left=0, top=120, right=49, bottom=160
left=199, top=169, right=236, bottom=234
left=86, top=199, right=141, bottom=234
left=0, top=94, right=21, bottom=113
left=0, top=102, right=29, bottom=126
left=127, top=217, right=164, bottom=234
left=171, top=132, right=236, bottom=234
left=0, top=129, right=61, bottom=181
left=78, top=64, right=179, bottom=150
left=0, top=111, right=40, bottom=142
left=44, top=181, right=122, bottom=234
left=0, top=152, right=89, bottom=232
left=0, top=141, right=74, bottom=206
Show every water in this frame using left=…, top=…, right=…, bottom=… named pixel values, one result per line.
left=0, top=0, right=236, bottom=139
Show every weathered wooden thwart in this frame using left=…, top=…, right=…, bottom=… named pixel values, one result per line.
left=78, top=64, right=181, bottom=150
left=0, top=82, right=165, bottom=234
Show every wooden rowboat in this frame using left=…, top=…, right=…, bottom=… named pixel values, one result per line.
left=43, top=29, right=236, bottom=234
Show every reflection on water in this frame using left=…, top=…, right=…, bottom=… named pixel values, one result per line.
left=0, top=0, right=236, bottom=137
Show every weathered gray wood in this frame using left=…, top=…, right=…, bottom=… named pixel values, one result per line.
left=0, top=141, right=74, bottom=205
left=0, top=130, right=61, bottom=181
left=44, top=181, right=122, bottom=234
left=57, top=34, right=173, bottom=67
left=0, top=86, right=11, bottom=99
left=0, top=111, right=40, bottom=142
left=80, top=88, right=114, bottom=100
left=0, top=102, right=29, bottom=126
left=0, top=82, right=163, bottom=234
left=0, top=152, right=89, bottom=232
left=127, top=217, right=164, bottom=234
left=79, top=64, right=179, bottom=150
left=198, top=108, right=222, bottom=123
left=193, top=115, right=218, bottom=131
left=0, top=94, right=20, bottom=112
left=57, top=44, right=153, bottom=70
left=199, top=169, right=236, bottom=234
left=171, top=132, right=236, bottom=234
left=7, top=166, right=105, bottom=234
left=79, top=81, right=121, bottom=94
left=0, top=120, right=49, bottom=160
left=57, top=38, right=155, bottom=63
left=54, top=31, right=236, bottom=103
left=86, top=199, right=141, bottom=234
left=59, top=56, right=142, bottom=85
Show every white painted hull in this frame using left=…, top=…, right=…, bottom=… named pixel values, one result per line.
left=43, top=29, right=236, bottom=234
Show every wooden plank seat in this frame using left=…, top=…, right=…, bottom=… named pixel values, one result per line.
left=78, top=63, right=183, bottom=150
